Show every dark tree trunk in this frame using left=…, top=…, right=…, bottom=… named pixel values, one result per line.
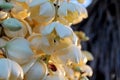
left=72, top=0, right=120, bottom=80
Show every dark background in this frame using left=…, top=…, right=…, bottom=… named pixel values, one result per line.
left=73, top=0, right=120, bottom=80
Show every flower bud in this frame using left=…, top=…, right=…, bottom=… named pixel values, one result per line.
left=25, top=60, right=48, bottom=80
left=4, top=20, right=28, bottom=38
left=2, top=18, right=22, bottom=31
left=0, top=58, right=24, bottom=80
left=5, top=38, right=34, bottom=65
left=0, top=3, right=13, bottom=11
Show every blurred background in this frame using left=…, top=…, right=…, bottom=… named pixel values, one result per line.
left=73, top=0, right=120, bottom=80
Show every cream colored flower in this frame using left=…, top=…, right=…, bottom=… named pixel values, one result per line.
left=0, top=58, right=23, bottom=80
left=27, top=34, right=54, bottom=54
left=57, top=1, right=88, bottom=25
left=72, top=63, right=93, bottom=77
left=23, top=0, right=55, bottom=25
left=71, top=0, right=92, bottom=7
left=82, top=51, right=94, bottom=61
left=41, top=22, right=73, bottom=38
left=25, top=60, right=48, bottom=80
left=22, top=59, right=36, bottom=74
left=11, top=1, right=30, bottom=20
left=64, top=65, right=75, bottom=80
left=5, top=38, right=34, bottom=65
left=28, top=32, right=74, bottom=55
left=53, top=44, right=87, bottom=64
left=80, top=65, right=93, bottom=77
left=4, top=20, right=30, bottom=38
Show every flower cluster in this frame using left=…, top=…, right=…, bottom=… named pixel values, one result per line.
left=0, top=0, right=93, bottom=80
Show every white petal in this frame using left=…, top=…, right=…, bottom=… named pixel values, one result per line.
left=67, top=3, right=76, bottom=12
left=72, top=33, right=78, bottom=45
left=28, top=0, right=47, bottom=7
left=25, top=61, right=48, bottom=80
left=6, top=38, right=34, bottom=65
left=55, top=23, right=72, bottom=38
left=22, top=59, right=36, bottom=74
left=58, top=2, right=67, bottom=16
left=10, top=59, right=24, bottom=80
left=40, top=2, right=55, bottom=17
left=54, top=44, right=83, bottom=64
left=82, top=0, right=92, bottom=7
left=0, top=59, right=10, bottom=79
left=41, top=22, right=56, bottom=35
left=0, top=58, right=24, bottom=80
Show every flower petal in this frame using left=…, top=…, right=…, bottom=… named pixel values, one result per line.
left=55, top=23, right=73, bottom=38
left=27, top=0, right=47, bottom=7
left=58, top=2, right=67, bottom=16
left=41, top=22, right=56, bottom=35
left=40, top=2, right=55, bottom=17
left=6, top=38, right=34, bottom=65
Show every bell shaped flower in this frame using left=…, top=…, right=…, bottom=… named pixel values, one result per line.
left=57, top=1, right=88, bottom=25
left=5, top=38, right=34, bottom=65
left=0, top=58, right=23, bottom=80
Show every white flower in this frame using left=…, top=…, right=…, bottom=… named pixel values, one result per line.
left=24, top=0, right=55, bottom=24
left=5, top=38, right=34, bottom=65
left=53, top=44, right=87, bottom=64
left=57, top=1, right=88, bottom=25
left=28, top=34, right=73, bottom=55
left=70, top=0, right=92, bottom=7
left=41, top=22, right=73, bottom=38
left=64, top=65, right=75, bottom=80
left=78, top=64, right=93, bottom=77
left=22, top=59, right=36, bottom=74
left=25, top=60, right=48, bottom=80
left=27, top=34, right=54, bottom=54
left=11, top=1, right=30, bottom=20
left=0, top=58, right=23, bottom=80
left=4, top=20, right=29, bottom=38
